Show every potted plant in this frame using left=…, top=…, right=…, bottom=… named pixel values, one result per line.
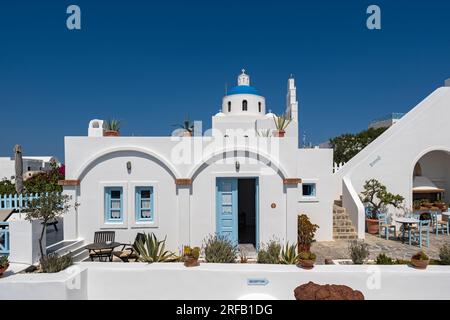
left=297, top=251, right=316, bottom=269
left=183, top=246, right=200, bottom=267
left=273, top=114, right=291, bottom=137
left=103, top=119, right=121, bottom=137
left=434, top=200, right=446, bottom=211
left=360, top=179, right=404, bottom=234
left=0, top=256, right=9, bottom=277
left=297, top=214, right=319, bottom=253
left=174, top=117, right=194, bottom=137
left=413, top=200, right=422, bottom=211
left=411, top=251, right=430, bottom=269
left=420, top=199, right=433, bottom=208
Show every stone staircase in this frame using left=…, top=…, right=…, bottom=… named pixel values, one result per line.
left=333, top=199, right=358, bottom=240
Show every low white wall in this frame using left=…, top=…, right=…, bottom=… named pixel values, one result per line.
left=86, top=263, right=450, bottom=300
left=2, top=263, right=450, bottom=300
left=342, top=176, right=365, bottom=239
left=0, top=266, right=88, bottom=300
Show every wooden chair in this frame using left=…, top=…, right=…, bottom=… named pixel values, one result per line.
left=89, top=231, right=116, bottom=261
left=431, top=211, right=449, bottom=235
left=113, top=233, right=145, bottom=262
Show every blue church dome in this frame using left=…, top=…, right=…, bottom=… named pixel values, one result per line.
left=227, top=85, right=260, bottom=96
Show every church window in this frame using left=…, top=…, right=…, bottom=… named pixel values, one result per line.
left=242, top=100, right=248, bottom=111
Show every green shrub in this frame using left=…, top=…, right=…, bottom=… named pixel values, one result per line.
left=280, top=242, right=299, bottom=264
left=395, top=259, right=410, bottom=265
left=203, top=234, right=238, bottom=263
left=0, top=256, right=9, bottom=268
left=40, top=254, right=73, bottom=273
left=348, top=240, right=369, bottom=264
left=298, top=251, right=316, bottom=261
left=375, top=253, right=395, bottom=265
left=439, top=244, right=450, bottom=265
left=135, top=233, right=177, bottom=263
left=257, top=240, right=281, bottom=264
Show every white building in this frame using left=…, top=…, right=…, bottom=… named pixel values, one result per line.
left=61, top=71, right=450, bottom=253
left=62, top=70, right=334, bottom=252
left=0, top=156, right=60, bottom=180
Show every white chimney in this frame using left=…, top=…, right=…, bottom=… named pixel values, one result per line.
left=88, top=119, right=104, bottom=137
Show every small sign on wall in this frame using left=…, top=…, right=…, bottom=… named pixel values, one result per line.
left=271, top=203, right=276, bottom=209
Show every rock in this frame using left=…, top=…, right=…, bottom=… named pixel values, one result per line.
left=294, top=281, right=364, bottom=300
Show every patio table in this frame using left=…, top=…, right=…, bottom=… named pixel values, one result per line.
left=84, top=242, right=121, bottom=262
left=395, top=217, right=420, bottom=245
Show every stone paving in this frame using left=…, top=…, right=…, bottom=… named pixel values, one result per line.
left=312, top=232, right=450, bottom=264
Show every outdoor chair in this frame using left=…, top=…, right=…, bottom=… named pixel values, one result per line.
left=113, top=233, right=145, bottom=262
left=89, top=231, right=116, bottom=261
left=411, top=219, right=431, bottom=248
left=378, top=212, right=396, bottom=240
left=431, top=211, right=449, bottom=235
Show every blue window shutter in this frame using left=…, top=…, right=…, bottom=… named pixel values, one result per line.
left=135, top=187, right=154, bottom=222
left=105, top=187, right=123, bottom=223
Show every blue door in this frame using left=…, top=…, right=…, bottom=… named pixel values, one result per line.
left=216, top=178, right=238, bottom=243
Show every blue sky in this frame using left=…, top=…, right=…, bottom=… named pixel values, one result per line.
left=1, top=0, right=450, bottom=161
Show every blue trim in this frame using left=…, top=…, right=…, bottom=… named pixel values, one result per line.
left=0, top=222, right=9, bottom=254
left=135, top=186, right=154, bottom=222
left=227, top=85, right=260, bottom=96
left=104, top=187, right=123, bottom=223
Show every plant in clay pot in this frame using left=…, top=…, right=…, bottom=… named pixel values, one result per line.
left=360, top=179, right=404, bottom=234
left=103, top=119, right=121, bottom=136
left=297, top=214, right=319, bottom=253
left=183, top=246, right=200, bottom=267
left=411, top=251, right=430, bottom=269
left=434, top=200, right=446, bottom=210
left=273, top=114, right=291, bottom=137
left=297, top=251, right=316, bottom=270
left=0, top=256, right=9, bottom=277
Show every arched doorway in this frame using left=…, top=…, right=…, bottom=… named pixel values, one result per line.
left=412, top=150, right=450, bottom=210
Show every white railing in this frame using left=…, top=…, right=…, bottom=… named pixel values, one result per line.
left=0, top=193, right=41, bottom=210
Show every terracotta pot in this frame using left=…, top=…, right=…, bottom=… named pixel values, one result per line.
left=184, top=256, right=199, bottom=267
left=278, top=130, right=285, bottom=137
left=298, top=243, right=311, bottom=253
left=297, top=259, right=315, bottom=270
left=434, top=203, right=445, bottom=210
left=104, top=130, right=119, bottom=137
left=411, top=258, right=429, bottom=269
left=366, top=218, right=379, bottom=234
left=0, top=263, right=9, bottom=277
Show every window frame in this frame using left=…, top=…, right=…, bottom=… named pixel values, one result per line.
left=104, top=186, right=124, bottom=223
left=135, top=186, right=154, bottom=222
left=129, top=181, right=159, bottom=228
left=299, top=180, right=319, bottom=203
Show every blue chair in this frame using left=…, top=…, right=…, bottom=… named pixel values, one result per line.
left=378, top=212, right=396, bottom=240
left=411, top=219, right=431, bottom=248
left=431, top=211, right=449, bottom=235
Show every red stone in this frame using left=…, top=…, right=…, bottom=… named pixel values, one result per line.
left=294, top=281, right=364, bottom=300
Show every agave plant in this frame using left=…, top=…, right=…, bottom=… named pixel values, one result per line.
left=279, top=242, right=299, bottom=264
left=256, top=129, right=272, bottom=137
left=134, top=233, right=177, bottom=263
left=273, top=114, right=291, bottom=132
left=103, top=119, right=122, bottom=132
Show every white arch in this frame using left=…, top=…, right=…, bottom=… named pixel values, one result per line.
left=187, top=146, right=289, bottom=180
left=75, top=146, right=181, bottom=180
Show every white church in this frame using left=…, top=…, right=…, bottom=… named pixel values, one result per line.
left=60, top=70, right=450, bottom=252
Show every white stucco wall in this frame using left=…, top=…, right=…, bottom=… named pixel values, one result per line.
left=335, top=86, right=450, bottom=236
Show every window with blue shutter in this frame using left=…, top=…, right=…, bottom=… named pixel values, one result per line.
left=135, top=187, right=154, bottom=222
left=105, top=187, right=123, bottom=223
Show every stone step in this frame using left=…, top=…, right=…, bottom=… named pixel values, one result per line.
left=333, top=220, right=354, bottom=227
left=333, top=227, right=356, bottom=233
left=334, top=199, right=343, bottom=207
left=333, top=234, right=358, bottom=240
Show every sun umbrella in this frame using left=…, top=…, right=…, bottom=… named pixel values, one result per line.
left=14, top=144, right=24, bottom=194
